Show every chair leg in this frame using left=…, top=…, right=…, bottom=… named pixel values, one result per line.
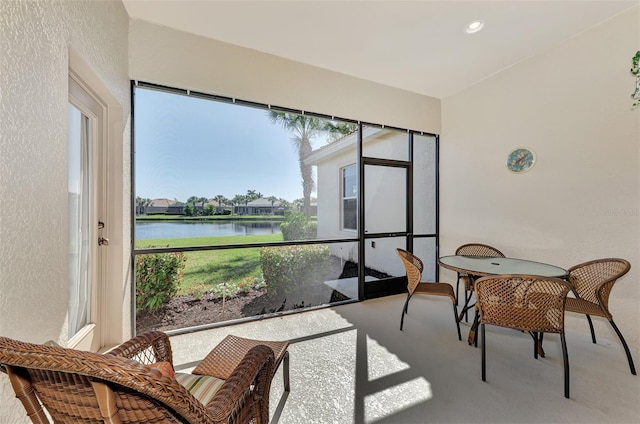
left=400, top=295, right=411, bottom=331
left=464, top=290, right=473, bottom=322
left=283, top=351, right=290, bottom=392
left=561, top=332, right=570, bottom=399
left=609, top=319, right=637, bottom=375
left=455, top=273, right=461, bottom=306
left=533, top=332, right=539, bottom=360
left=481, top=323, right=486, bottom=382
left=474, top=311, right=480, bottom=348
left=452, top=301, right=461, bottom=341
left=585, top=315, right=597, bottom=343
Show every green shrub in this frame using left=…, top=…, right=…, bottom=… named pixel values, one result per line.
left=136, top=251, right=187, bottom=313
left=280, top=212, right=317, bottom=240
left=260, top=245, right=330, bottom=297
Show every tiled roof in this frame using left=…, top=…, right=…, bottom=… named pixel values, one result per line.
left=246, top=197, right=282, bottom=207
left=150, top=198, right=176, bottom=207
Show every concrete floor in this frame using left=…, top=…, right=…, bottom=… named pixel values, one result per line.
left=170, top=294, right=640, bottom=424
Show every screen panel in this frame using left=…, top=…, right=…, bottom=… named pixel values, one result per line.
left=413, top=134, right=436, bottom=235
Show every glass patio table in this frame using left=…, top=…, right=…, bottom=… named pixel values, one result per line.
left=439, top=255, right=567, bottom=279
left=439, top=255, right=567, bottom=349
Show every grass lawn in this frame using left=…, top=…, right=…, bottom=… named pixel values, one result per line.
left=136, top=234, right=283, bottom=295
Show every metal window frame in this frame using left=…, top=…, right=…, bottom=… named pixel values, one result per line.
left=130, top=81, right=439, bottom=334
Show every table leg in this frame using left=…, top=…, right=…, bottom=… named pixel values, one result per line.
left=458, top=275, right=478, bottom=323
left=526, top=331, right=545, bottom=358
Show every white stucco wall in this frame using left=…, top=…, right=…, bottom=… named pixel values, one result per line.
left=441, top=8, right=640, bottom=349
left=128, top=20, right=441, bottom=135
left=0, top=1, right=130, bottom=421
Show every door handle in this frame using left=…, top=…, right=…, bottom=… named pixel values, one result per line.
left=98, top=237, right=109, bottom=246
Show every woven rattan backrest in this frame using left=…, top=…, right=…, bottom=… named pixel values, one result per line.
left=107, top=331, right=173, bottom=365
left=396, top=249, right=424, bottom=295
left=0, top=337, right=211, bottom=424
left=475, top=275, right=571, bottom=333
left=455, top=243, right=505, bottom=258
left=567, top=258, right=630, bottom=310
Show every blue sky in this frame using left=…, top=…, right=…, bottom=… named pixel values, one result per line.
left=134, top=88, right=326, bottom=203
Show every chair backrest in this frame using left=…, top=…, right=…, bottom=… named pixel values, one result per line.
left=396, top=249, right=424, bottom=295
left=455, top=243, right=505, bottom=258
left=0, top=336, right=212, bottom=424
left=475, top=275, right=572, bottom=333
left=566, top=258, right=630, bottom=312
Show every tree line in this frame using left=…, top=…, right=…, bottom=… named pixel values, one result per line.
left=136, top=190, right=301, bottom=216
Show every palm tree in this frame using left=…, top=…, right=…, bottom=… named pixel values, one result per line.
left=278, top=198, right=291, bottom=214
left=186, top=196, right=207, bottom=215
left=245, top=189, right=262, bottom=215
left=269, top=112, right=353, bottom=216
left=232, top=194, right=246, bottom=215
left=214, top=195, right=226, bottom=207
left=293, top=198, right=304, bottom=213
left=135, top=196, right=152, bottom=215
left=246, top=189, right=262, bottom=202
left=214, top=194, right=227, bottom=213
left=267, top=195, right=278, bottom=215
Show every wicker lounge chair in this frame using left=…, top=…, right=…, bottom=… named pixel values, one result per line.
left=455, top=243, right=505, bottom=320
left=396, top=248, right=461, bottom=340
left=564, top=258, right=636, bottom=375
left=475, top=275, right=572, bottom=398
left=0, top=331, right=275, bottom=424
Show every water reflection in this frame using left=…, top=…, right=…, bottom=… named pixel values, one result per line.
left=136, top=221, right=281, bottom=239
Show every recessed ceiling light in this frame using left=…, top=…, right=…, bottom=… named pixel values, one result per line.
left=465, top=20, right=485, bottom=34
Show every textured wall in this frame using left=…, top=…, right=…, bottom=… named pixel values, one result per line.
left=128, top=19, right=441, bottom=134
left=0, top=1, right=130, bottom=422
left=441, top=8, right=640, bottom=348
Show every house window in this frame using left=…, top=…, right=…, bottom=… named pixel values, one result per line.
left=342, top=165, right=357, bottom=230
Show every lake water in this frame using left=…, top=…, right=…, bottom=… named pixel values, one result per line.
left=136, top=221, right=281, bottom=240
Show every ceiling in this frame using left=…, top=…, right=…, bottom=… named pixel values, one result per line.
left=122, top=0, right=637, bottom=99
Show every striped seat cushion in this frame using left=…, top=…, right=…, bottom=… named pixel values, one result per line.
left=175, top=373, right=225, bottom=406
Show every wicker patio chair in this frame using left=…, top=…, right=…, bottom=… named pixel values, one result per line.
left=0, top=331, right=275, bottom=424
left=396, top=249, right=461, bottom=340
left=564, top=258, right=636, bottom=375
left=455, top=243, right=505, bottom=320
left=475, top=275, right=572, bottom=398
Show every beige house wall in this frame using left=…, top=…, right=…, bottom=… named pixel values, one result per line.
left=441, top=7, right=640, bottom=349
left=128, top=20, right=441, bottom=134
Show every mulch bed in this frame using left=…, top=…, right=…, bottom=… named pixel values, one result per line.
left=136, top=257, right=389, bottom=334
